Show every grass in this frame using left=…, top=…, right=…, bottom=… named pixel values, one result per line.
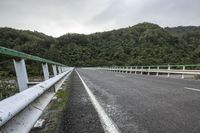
left=194, top=75, right=200, bottom=80
left=50, top=89, right=69, bottom=110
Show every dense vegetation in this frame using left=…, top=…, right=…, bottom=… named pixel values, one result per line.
left=0, top=22, right=200, bottom=68
left=1, top=22, right=200, bottom=99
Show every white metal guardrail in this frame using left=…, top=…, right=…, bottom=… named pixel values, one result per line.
left=0, top=46, right=73, bottom=132
left=85, top=64, right=200, bottom=79
left=0, top=69, right=73, bottom=132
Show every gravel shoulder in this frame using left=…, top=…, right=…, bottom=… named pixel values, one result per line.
left=59, top=71, right=104, bottom=133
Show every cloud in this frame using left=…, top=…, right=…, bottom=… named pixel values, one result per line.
left=0, top=0, right=200, bottom=37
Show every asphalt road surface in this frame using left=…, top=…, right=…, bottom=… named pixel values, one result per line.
left=76, top=68, right=200, bottom=133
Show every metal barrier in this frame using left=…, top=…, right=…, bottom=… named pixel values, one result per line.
left=86, top=64, right=200, bottom=79
left=0, top=46, right=73, bottom=132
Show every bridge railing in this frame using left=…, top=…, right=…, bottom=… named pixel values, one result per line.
left=88, top=64, right=200, bottom=79
left=0, top=46, right=73, bottom=132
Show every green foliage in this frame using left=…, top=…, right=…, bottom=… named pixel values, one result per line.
left=0, top=22, right=200, bottom=67
left=0, top=79, right=18, bottom=100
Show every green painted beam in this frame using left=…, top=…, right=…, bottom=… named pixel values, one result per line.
left=0, top=46, right=66, bottom=66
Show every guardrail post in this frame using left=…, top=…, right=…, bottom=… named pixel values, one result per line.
left=156, top=66, right=159, bottom=76
left=135, top=66, right=137, bottom=74
left=60, top=67, right=63, bottom=73
left=141, top=66, right=143, bottom=75
left=13, top=59, right=29, bottom=92
left=126, top=66, right=128, bottom=73
left=42, top=63, right=49, bottom=80
left=167, top=65, right=170, bottom=77
left=181, top=66, right=185, bottom=79
left=58, top=66, right=62, bottom=74
left=52, top=65, right=57, bottom=76
left=148, top=66, right=150, bottom=75
left=130, top=66, right=133, bottom=74
left=63, top=67, right=65, bottom=72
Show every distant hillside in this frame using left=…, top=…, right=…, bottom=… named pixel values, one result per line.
left=0, top=23, right=200, bottom=68
left=166, top=26, right=200, bottom=34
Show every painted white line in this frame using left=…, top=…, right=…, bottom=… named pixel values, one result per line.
left=115, top=74, right=125, bottom=78
left=76, top=71, right=121, bottom=133
left=184, top=87, right=200, bottom=92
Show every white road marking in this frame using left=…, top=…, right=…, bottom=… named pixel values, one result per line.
left=115, top=74, right=125, bottom=78
left=76, top=71, right=121, bottom=133
left=184, top=87, right=200, bottom=92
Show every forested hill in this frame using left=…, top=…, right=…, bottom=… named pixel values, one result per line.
left=0, top=23, right=200, bottom=67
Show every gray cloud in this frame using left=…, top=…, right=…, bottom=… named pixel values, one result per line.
left=0, top=0, right=200, bottom=37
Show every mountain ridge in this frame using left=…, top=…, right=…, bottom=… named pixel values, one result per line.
left=0, top=22, right=200, bottom=67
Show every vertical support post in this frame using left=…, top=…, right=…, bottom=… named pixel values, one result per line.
left=135, top=66, right=137, bottom=74
left=126, top=66, right=128, bottom=73
left=60, top=67, right=63, bottom=73
left=181, top=66, right=185, bottom=79
left=42, top=63, right=49, bottom=80
left=130, top=66, right=133, bottom=74
left=58, top=66, right=62, bottom=74
left=13, top=59, right=28, bottom=92
left=141, top=66, right=143, bottom=75
left=156, top=66, right=159, bottom=76
left=167, top=65, right=170, bottom=77
left=148, top=66, right=150, bottom=75
left=52, top=65, right=57, bottom=76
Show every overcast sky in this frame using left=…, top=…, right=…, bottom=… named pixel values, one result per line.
left=0, top=0, right=199, bottom=37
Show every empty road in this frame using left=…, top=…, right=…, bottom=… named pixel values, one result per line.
left=76, top=69, right=200, bottom=133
